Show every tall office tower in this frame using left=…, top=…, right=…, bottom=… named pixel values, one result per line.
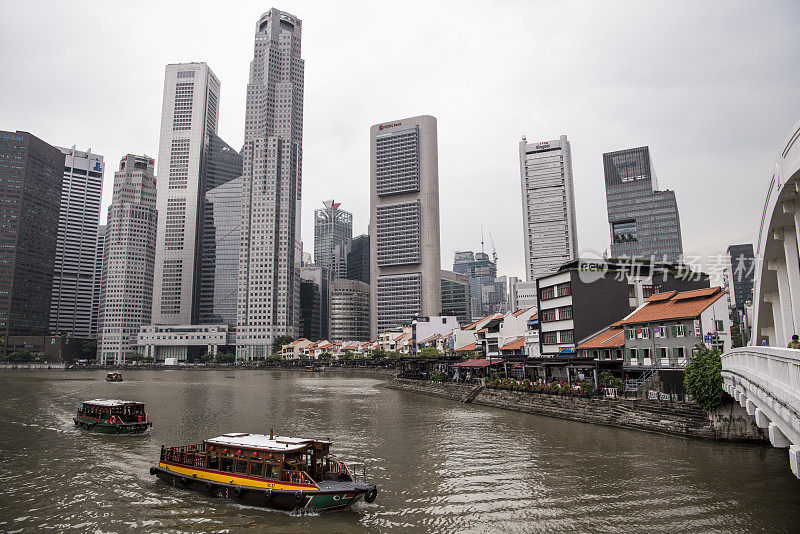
left=519, top=135, right=579, bottom=282
left=49, top=146, right=104, bottom=337
left=0, top=131, right=63, bottom=355
left=199, top=176, right=242, bottom=325
left=98, top=155, right=157, bottom=365
left=89, top=224, right=106, bottom=339
left=314, top=200, right=352, bottom=271
left=152, top=62, right=222, bottom=327
left=440, top=270, right=471, bottom=325
left=329, top=279, right=370, bottom=342
left=237, top=9, right=305, bottom=360
left=299, top=266, right=329, bottom=341
left=726, top=243, right=755, bottom=311
left=604, top=146, right=683, bottom=263
left=452, top=250, right=499, bottom=319
left=370, top=115, right=442, bottom=337
left=346, top=234, right=370, bottom=284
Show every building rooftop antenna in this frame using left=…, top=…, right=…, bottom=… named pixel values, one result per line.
left=480, top=224, right=485, bottom=254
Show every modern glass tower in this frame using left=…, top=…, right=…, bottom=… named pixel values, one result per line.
left=314, top=200, right=352, bottom=271
left=370, top=115, right=442, bottom=337
left=50, top=146, right=104, bottom=338
left=98, top=155, right=157, bottom=365
left=89, top=224, right=106, bottom=339
left=519, top=135, right=579, bottom=282
left=0, top=131, right=63, bottom=355
left=604, top=146, right=683, bottom=263
left=237, top=9, right=305, bottom=360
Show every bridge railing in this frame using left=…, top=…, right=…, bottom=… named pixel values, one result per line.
left=722, top=346, right=800, bottom=478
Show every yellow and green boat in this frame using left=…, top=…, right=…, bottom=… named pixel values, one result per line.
left=73, top=399, right=152, bottom=434
left=150, top=430, right=377, bottom=511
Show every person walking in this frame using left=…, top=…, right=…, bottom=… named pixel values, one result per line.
left=788, top=334, right=800, bottom=349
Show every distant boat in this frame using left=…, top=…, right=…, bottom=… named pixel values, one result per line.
left=74, top=399, right=152, bottom=434
left=150, top=430, right=377, bottom=511
left=304, top=366, right=323, bottom=373
left=106, top=372, right=123, bottom=382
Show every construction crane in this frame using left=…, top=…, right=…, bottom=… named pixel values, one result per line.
left=489, top=232, right=498, bottom=267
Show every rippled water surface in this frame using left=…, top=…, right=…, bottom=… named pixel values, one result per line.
left=1, top=369, right=799, bottom=533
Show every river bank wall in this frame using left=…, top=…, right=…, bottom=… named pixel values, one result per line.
left=386, top=378, right=767, bottom=443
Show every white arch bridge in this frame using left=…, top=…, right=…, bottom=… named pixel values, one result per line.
left=722, top=118, right=800, bottom=478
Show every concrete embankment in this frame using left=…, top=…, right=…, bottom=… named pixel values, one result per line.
left=386, top=378, right=767, bottom=443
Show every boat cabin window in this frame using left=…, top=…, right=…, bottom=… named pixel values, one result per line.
left=248, top=461, right=264, bottom=477
left=235, top=460, right=248, bottom=474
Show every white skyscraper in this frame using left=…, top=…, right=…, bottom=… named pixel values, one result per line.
left=369, top=115, right=442, bottom=337
left=89, top=224, right=106, bottom=339
left=152, top=62, right=221, bottom=327
left=519, top=135, right=578, bottom=282
left=99, top=155, right=157, bottom=365
left=50, top=146, right=104, bottom=337
left=237, top=8, right=305, bottom=360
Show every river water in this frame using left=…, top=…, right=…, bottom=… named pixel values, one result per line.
left=0, top=369, right=798, bottom=533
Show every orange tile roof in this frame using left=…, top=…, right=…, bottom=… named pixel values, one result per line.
left=456, top=342, right=477, bottom=351
left=529, top=313, right=538, bottom=321
left=623, top=287, right=724, bottom=324
left=475, top=328, right=487, bottom=334
left=513, top=307, right=533, bottom=317
left=417, top=334, right=439, bottom=344
left=499, top=337, right=525, bottom=351
left=576, top=328, right=625, bottom=349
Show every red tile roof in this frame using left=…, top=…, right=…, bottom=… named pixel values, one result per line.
left=622, top=287, right=724, bottom=325
left=576, top=328, right=625, bottom=349
left=499, top=337, right=525, bottom=351
left=455, top=342, right=477, bottom=352
left=451, top=358, right=500, bottom=368
left=513, top=307, right=533, bottom=317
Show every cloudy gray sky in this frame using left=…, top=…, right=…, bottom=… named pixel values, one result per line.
left=2, top=0, right=799, bottom=280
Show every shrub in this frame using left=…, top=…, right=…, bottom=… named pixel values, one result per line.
left=684, top=344, right=723, bottom=411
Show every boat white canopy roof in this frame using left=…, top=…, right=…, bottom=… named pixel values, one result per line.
left=83, top=399, right=143, bottom=407
left=205, top=433, right=331, bottom=452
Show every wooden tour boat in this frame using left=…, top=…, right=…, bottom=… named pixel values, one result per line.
left=106, top=372, right=123, bottom=382
left=304, top=366, right=323, bottom=373
left=73, top=399, right=152, bottom=434
left=150, top=429, right=377, bottom=511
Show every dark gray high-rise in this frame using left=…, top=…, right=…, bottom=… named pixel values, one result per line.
left=0, top=131, right=63, bottom=354
left=727, top=243, right=755, bottom=310
left=604, top=146, right=683, bottom=263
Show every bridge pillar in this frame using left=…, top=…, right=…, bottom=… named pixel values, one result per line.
left=763, top=292, right=785, bottom=348
left=745, top=398, right=756, bottom=416
left=775, top=224, right=800, bottom=337
left=755, top=407, right=770, bottom=429
left=790, top=445, right=800, bottom=478
left=769, top=422, right=791, bottom=448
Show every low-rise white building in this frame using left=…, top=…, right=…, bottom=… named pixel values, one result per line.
left=137, top=324, right=232, bottom=362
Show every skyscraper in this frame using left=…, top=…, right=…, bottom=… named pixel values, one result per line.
left=370, top=115, right=442, bottom=336
left=0, top=131, right=63, bottom=355
left=152, top=62, right=223, bottom=327
left=314, top=200, right=352, bottom=271
left=50, top=146, right=104, bottom=337
left=346, top=234, right=370, bottom=285
left=89, top=224, right=106, bottom=339
left=727, top=243, right=755, bottom=311
left=237, top=9, right=305, bottom=360
left=98, top=155, right=157, bottom=365
left=199, top=176, right=242, bottom=326
left=604, top=146, right=683, bottom=262
left=518, top=135, right=578, bottom=282
left=440, top=269, right=471, bottom=325
left=329, top=279, right=370, bottom=342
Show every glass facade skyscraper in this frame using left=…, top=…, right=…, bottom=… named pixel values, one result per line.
left=0, top=131, right=63, bottom=354
left=604, top=146, right=683, bottom=263
left=314, top=200, right=352, bottom=272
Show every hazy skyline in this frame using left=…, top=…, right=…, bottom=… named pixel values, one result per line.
left=2, top=0, right=799, bottom=280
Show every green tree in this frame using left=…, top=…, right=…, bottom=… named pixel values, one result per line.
left=386, top=351, right=402, bottom=359
left=80, top=340, right=97, bottom=360
left=341, top=350, right=354, bottom=360
left=730, top=320, right=743, bottom=348
left=419, top=347, right=442, bottom=358
left=215, top=352, right=236, bottom=364
left=272, top=336, right=294, bottom=356
left=684, top=344, right=723, bottom=411
left=371, top=348, right=386, bottom=359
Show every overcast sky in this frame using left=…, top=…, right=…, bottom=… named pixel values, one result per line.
left=2, top=0, right=799, bottom=280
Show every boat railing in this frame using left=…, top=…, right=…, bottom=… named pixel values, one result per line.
left=327, top=459, right=350, bottom=476
left=281, top=469, right=315, bottom=485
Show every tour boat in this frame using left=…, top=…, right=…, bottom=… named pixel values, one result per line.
left=304, top=366, right=323, bottom=373
left=73, top=399, right=152, bottom=434
left=150, top=430, right=377, bottom=511
left=106, top=372, right=123, bottom=382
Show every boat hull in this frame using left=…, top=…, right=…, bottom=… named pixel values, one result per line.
left=73, top=416, right=151, bottom=434
left=150, top=465, right=376, bottom=511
